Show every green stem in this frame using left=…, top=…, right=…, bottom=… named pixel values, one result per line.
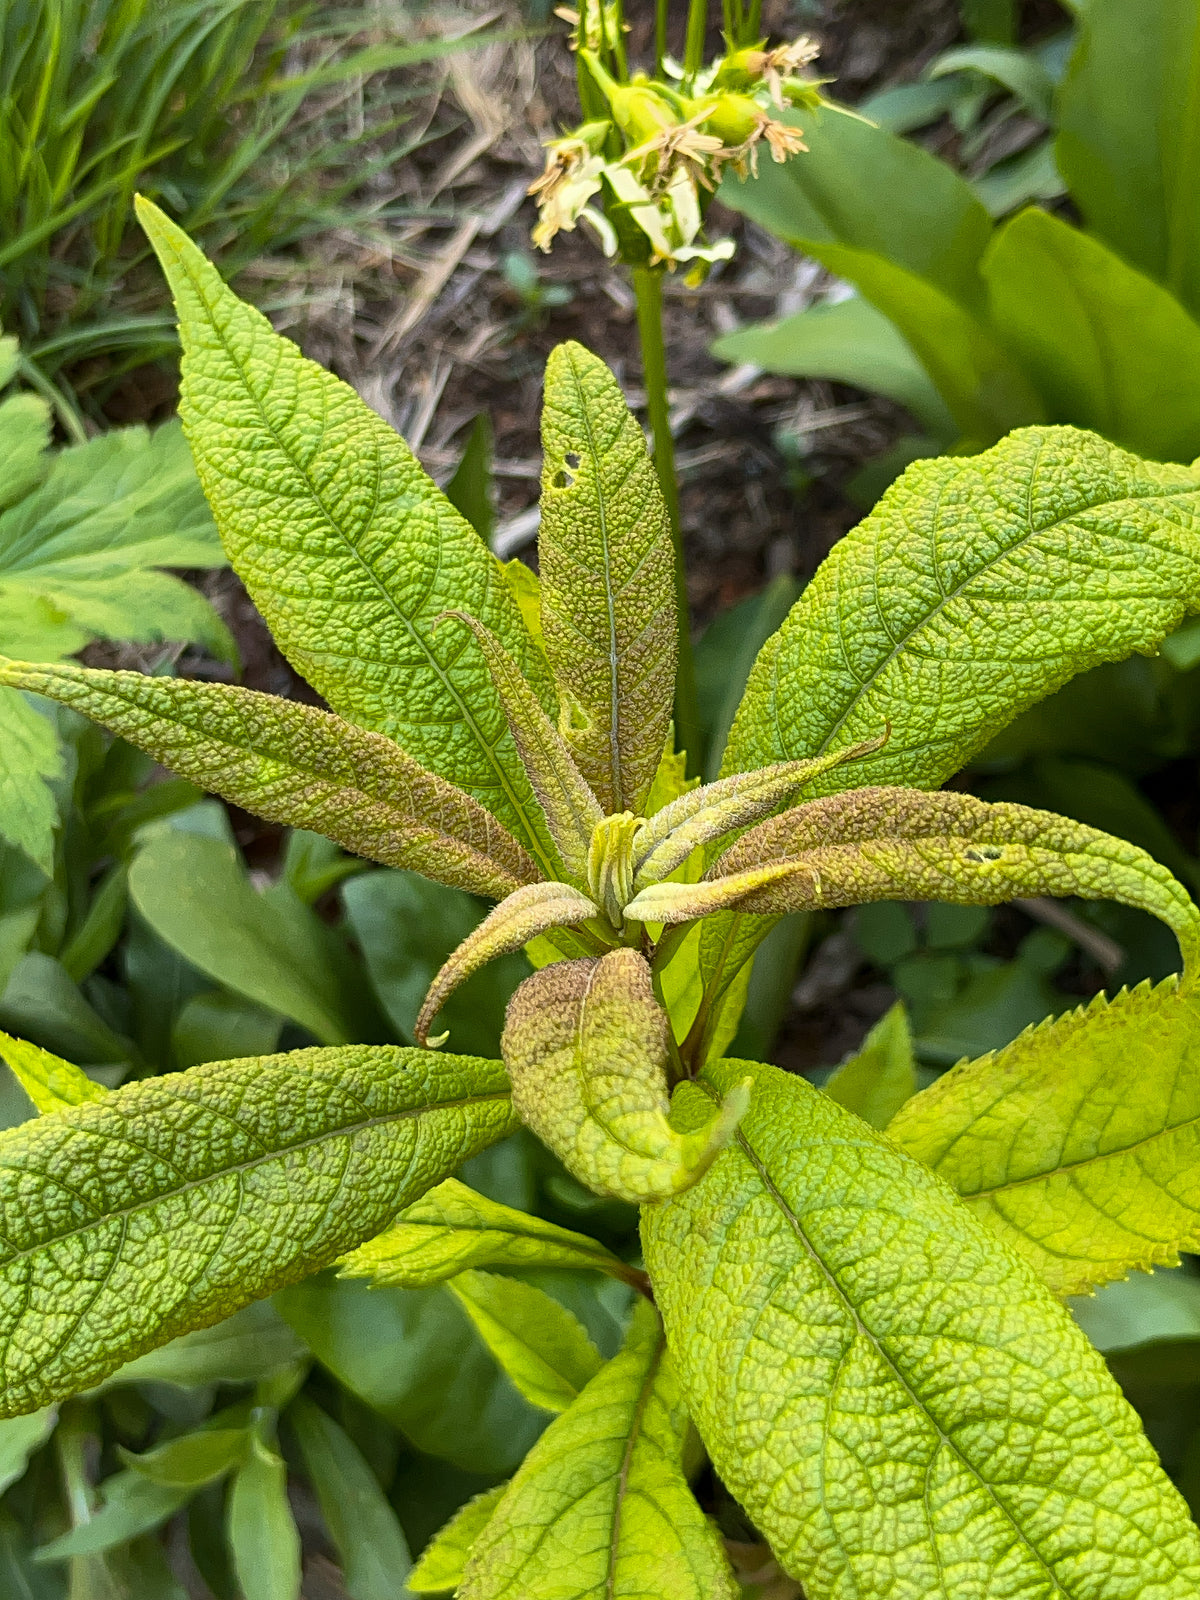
left=684, top=0, right=709, bottom=82
left=631, top=263, right=700, bottom=773
left=654, top=0, right=668, bottom=75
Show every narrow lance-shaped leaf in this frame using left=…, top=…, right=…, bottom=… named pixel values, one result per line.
left=437, top=612, right=602, bottom=883
left=644, top=1057, right=1200, bottom=1600
left=135, top=198, right=557, bottom=862
left=723, top=426, right=1200, bottom=792
left=630, top=787, right=1200, bottom=976
left=408, top=1485, right=508, bottom=1594
left=340, top=1176, right=638, bottom=1288
left=538, top=341, right=677, bottom=815
left=415, top=882, right=601, bottom=1046
left=500, top=949, right=748, bottom=1203
left=0, top=659, right=541, bottom=902
left=459, top=1300, right=737, bottom=1600
left=0, top=1044, right=517, bottom=1416
left=630, top=737, right=885, bottom=890
left=888, top=978, right=1200, bottom=1296
left=0, top=1027, right=107, bottom=1114
left=446, top=1270, right=603, bottom=1414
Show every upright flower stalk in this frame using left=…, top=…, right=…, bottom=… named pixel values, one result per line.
left=531, top=0, right=826, bottom=770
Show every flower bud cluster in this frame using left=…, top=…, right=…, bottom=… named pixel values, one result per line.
left=530, top=20, right=826, bottom=277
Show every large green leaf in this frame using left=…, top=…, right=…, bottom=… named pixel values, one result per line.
left=459, top=1300, right=737, bottom=1600
left=276, top=1275, right=544, bottom=1476
left=719, top=102, right=993, bottom=307
left=724, top=426, right=1200, bottom=790
left=0, top=420, right=228, bottom=663
left=644, top=1058, right=1200, bottom=1598
left=537, top=341, right=676, bottom=814
left=340, top=1176, right=632, bottom=1288
left=0, top=661, right=540, bottom=901
left=446, top=1270, right=603, bottom=1413
left=501, top=951, right=748, bottom=1202
left=136, top=198, right=555, bottom=861
left=888, top=979, right=1200, bottom=1295
left=128, top=829, right=358, bottom=1044
left=0, top=691, right=61, bottom=873
left=1056, top=0, right=1200, bottom=318
left=289, top=1395, right=415, bottom=1600
left=0, top=1043, right=516, bottom=1414
left=711, top=295, right=956, bottom=440
left=409, top=1486, right=508, bottom=1594
left=983, top=207, right=1200, bottom=463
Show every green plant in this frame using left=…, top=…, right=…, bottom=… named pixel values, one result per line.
left=8, top=203, right=1200, bottom=1598
left=0, top=332, right=229, bottom=885
left=714, top=0, right=1200, bottom=468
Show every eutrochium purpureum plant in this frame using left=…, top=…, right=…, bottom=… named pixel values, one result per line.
left=7, top=200, right=1200, bottom=1599
left=528, top=0, right=827, bottom=764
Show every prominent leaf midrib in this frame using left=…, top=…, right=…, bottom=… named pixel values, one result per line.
left=567, top=349, right=625, bottom=811
left=0, top=1086, right=513, bottom=1270
left=607, top=1330, right=665, bottom=1600
left=801, top=450, right=1200, bottom=764
left=714, top=1090, right=1070, bottom=1597
left=174, top=242, right=549, bottom=861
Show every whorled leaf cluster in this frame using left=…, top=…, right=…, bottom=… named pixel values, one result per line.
left=2, top=201, right=1200, bottom=1598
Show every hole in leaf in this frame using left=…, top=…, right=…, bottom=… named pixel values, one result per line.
left=553, top=468, right=575, bottom=488
left=963, top=846, right=1004, bottom=863
left=565, top=452, right=581, bottom=469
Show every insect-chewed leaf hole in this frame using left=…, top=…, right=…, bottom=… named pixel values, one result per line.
left=963, top=845, right=1004, bottom=862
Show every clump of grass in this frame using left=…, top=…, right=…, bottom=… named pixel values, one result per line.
left=0, top=0, right=494, bottom=415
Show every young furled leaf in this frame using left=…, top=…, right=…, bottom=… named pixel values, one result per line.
left=459, top=1300, right=737, bottom=1600
left=644, top=1058, right=1200, bottom=1600
left=888, top=979, right=1200, bottom=1296
left=723, top=427, right=1200, bottom=792
left=632, top=787, right=1200, bottom=974
left=500, top=949, right=748, bottom=1202
left=416, top=882, right=602, bottom=1046
left=538, top=341, right=677, bottom=814
left=408, top=1485, right=508, bottom=1594
left=446, top=1270, right=604, bottom=1413
left=630, top=739, right=884, bottom=890
left=823, top=1000, right=916, bottom=1130
left=0, top=660, right=541, bottom=902
left=135, top=198, right=556, bottom=862
left=0, top=1045, right=517, bottom=1415
left=0, top=1026, right=107, bottom=1114
left=438, top=612, right=602, bottom=883
left=340, top=1177, right=636, bottom=1288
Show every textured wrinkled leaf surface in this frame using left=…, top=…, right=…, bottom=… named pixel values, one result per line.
left=416, top=882, right=599, bottom=1046
left=698, top=786, right=1200, bottom=970
left=538, top=342, right=676, bottom=815
left=889, top=979, right=1200, bottom=1295
left=447, top=1269, right=603, bottom=1413
left=0, top=660, right=539, bottom=901
left=724, top=427, right=1200, bottom=791
left=443, top=612, right=601, bottom=882
left=643, top=1057, right=1200, bottom=1599
left=137, top=198, right=553, bottom=853
left=341, top=1176, right=628, bottom=1287
left=0, top=1045, right=516, bottom=1415
left=459, top=1300, right=736, bottom=1600
left=501, top=951, right=747, bottom=1202
left=0, top=1027, right=107, bottom=1114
